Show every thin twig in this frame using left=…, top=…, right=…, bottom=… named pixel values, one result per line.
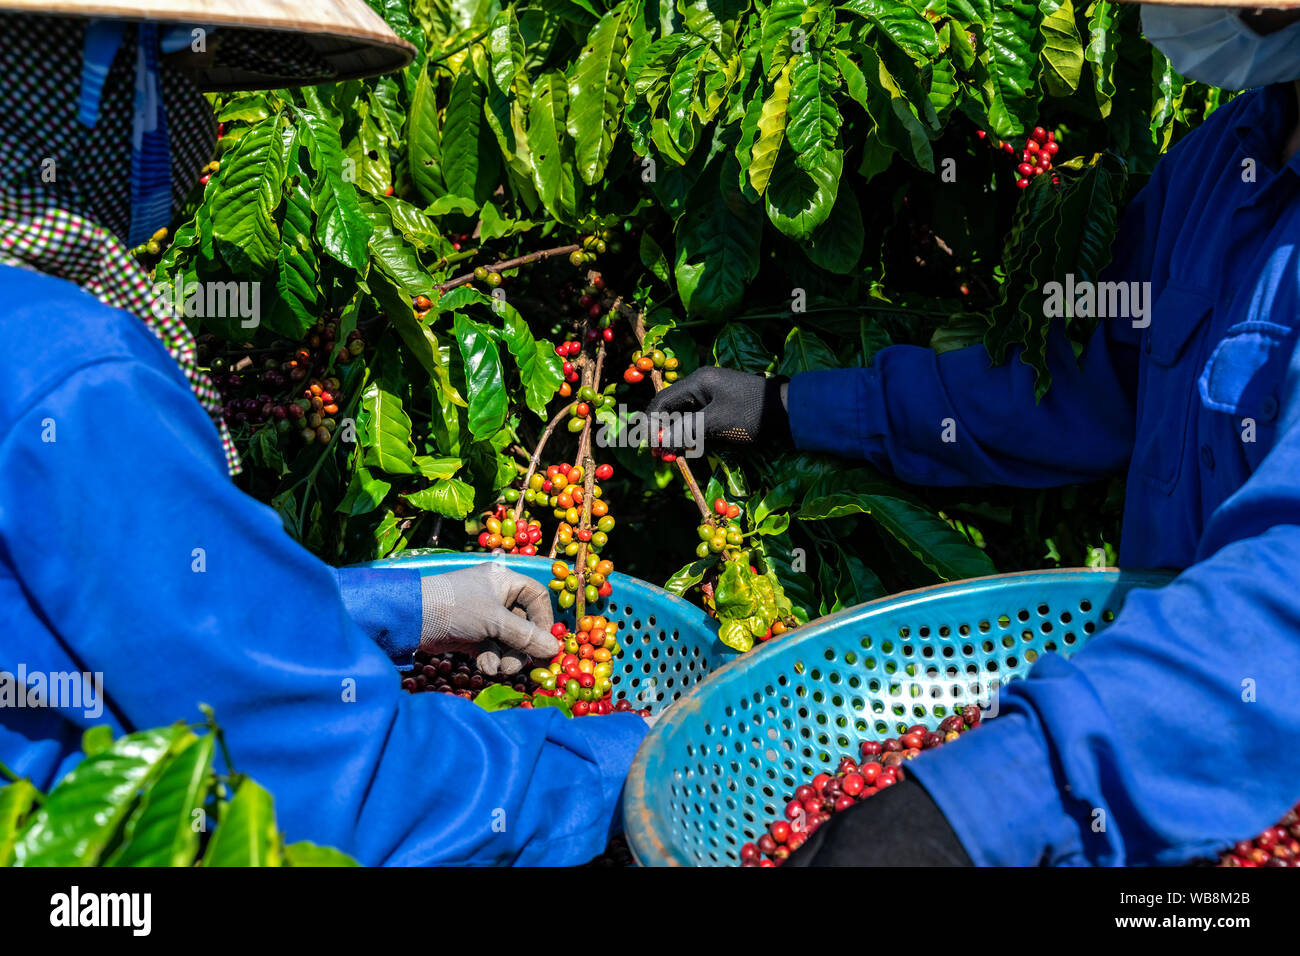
left=513, top=400, right=578, bottom=526
left=625, top=303, right=711, bottom=518
left=428, top=25, right=491, bottom=65
left=436, top=244, right=582, bottom=293
left=573, top=454, right=597, bottom=620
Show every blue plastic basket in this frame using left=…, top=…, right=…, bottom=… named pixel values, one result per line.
left=354, top=552, right=732, bottom=713
left=623, top=568, right=1175, bottom=866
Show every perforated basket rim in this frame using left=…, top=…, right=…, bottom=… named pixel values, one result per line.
left=622, top=566, right=1175, bottom=867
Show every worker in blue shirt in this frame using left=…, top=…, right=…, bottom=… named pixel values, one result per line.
left=649, top=2, right=1300, bottom=865
left=0, top=4, right=646, bottom=865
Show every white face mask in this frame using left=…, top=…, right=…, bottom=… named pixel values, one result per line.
left=1141, top=4, right=1300, bottom=90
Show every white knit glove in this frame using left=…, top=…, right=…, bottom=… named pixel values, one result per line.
left=419, top=564, right=559, bottom=676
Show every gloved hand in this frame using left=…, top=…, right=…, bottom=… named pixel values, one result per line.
left=783, top=777, right=975, bottom=866
left=642, top=366, right=791, bottom=453
left=419, top=564, right=560, bottom=676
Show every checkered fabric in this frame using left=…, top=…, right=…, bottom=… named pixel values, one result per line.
left=0, top=16, right=239, bottom=474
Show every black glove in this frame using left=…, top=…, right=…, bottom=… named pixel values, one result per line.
left=784, top=777, right=975, bottom=866
left=643, top=366, right=791, bottom=454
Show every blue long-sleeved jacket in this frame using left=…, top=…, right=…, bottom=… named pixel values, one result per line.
left=0, top=263, right=646, bottom=865
left=787, top=85, right=1300, bottom=865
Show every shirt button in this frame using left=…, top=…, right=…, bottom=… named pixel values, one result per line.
left=1201, top=445, right=1215, bottom=471
left=1261, top=394, right=1279, bottom=421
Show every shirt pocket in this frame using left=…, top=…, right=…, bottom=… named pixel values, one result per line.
left=1134, top=285, right=1215, bottom=495
left=1198, top=320, right=1295, bottom=466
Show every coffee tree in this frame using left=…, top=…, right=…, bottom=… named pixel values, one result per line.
left=150, top=0, right=1225, bottom=639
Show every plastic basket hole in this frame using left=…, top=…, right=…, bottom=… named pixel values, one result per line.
left=1017, top=609, right=1030, bottom=622
left=1039, top=621, right=1053, bottom=634
left=1059, top=610, right=1073, bottom=624
left=978, top=620, right=991, bottom=633
left=860, top=636, right=873, bottom=650
left=1102, top=608, right=1115, bottom=622
left=897, top=627, right=909, bottom=639
left=1002, top=635, right=1015, bottom=648
left=1080, top=599, right=1092, bottom=612
left=647, top=615, right=656, bottom=627
left=958, top=623, right=970, bottom=636
left=942, top=645, right=954, bottom=658
left=1025, top=648, right=1038, bottom=663
left=922, top=646, right=934, bottom=658
left=918, top=626, right=930, bottom=638
left=997, top=615, right=1010, bottom=628
left=1064, top=632, right=1077, bottom=645
left=1083, top=621, right=1095, bottom=634
left=1006, top=656, right=1018, bottom=668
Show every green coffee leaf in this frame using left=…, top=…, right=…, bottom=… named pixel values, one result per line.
left=14, top=725, right=189, bottom=866
left=453, top=312, right=509, bottom=440
left=566, top=9, right=628, bottom=185
left=107, top=733, right=215, bottom=867
left=202, top=779, right=281, bottom=867
left=361, top=381, right=417, bottom=475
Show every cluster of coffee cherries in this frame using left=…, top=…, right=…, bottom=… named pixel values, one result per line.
left=204, top=320, right=362, bottom=439
left=448, top=231, right=475, bottom=252
left=976, top=125, right=1061, bottom=189
left=197, top=157, right=220, bottom=188
left=563, top=385, right=614, bottom=433
left=400, top=649, right=530, bottom=699
left=696, top=497, right=743, bottom=557
left=741, top=707, right=983, bottom=866
left=567, top=228, right=619, bottom=268
left=549, top=555, right=615, bottom=610
left=473, top=501, right=544, bottom=555
left=282, top=376, right=346, bottom=445
left=470, top=265, right=507, bottom=288
left=1012, top=126, right=1060, bottom=189
left=529, top=617, right=648, bottom=717
left=623, top=346, right=678, bottom=385
left=1217, top=803, right=1300, bottom=867
left=555, top=339, right=584, bottom=391
left=529, top=462, right=613, bottom=531
left=199, top=122, right=224, bottom=186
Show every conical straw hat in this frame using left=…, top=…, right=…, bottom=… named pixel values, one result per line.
left=0, top=0, right=415, bottom=90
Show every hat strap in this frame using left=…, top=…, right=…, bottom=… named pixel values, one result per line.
left=77, top=20, right=172, bottom=248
